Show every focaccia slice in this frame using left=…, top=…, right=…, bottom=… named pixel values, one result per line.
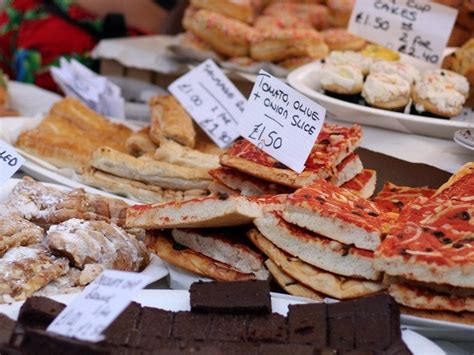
left=249, top=229, right=384, bottom=299
left=0, top=246, right=69, bottom=303
left=329, top=153, right=363, bottom=186
left=341, top=169, right=377, bottom=199
left=90, top=146, right=211, bottom=190
left=372, top=182, right=435, bottom=213
left=149, top=95, right=196, bottom=147
left=172, top=228, right=269, bottom=280
left=0, top=215, right=44, bottom=256
left=126, top=195, right=263, bottom=229
left=220, top=123, right=362, bottom=188
left=265, top=259, right=324, bottom=301
left=400, top=306, right=474, bottom=326
left=254, top=211, right=381, bottom=280
left=283, top=179, right=384, bottom=251
left=145, top=233, right=255, bottom=282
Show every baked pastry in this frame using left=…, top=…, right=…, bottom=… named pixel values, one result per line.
left=263, top=3, right=330, bottom=30
left=277, top=56, right=314, bottom=70
left=249, top=229, right=385, bottom=299
left=362, top=73, right=411, bottom=110
left=369, top=61, right=420, bottom=85
left=325, top=50, right=372, bottom=75
left=0, top=70, right=10, bottom=108
left=220, top=123, right=362, bottom=188
left=424, top=69, right=470, bottom=98
left=0, top=215, right=44, bottom=256
left=154, top=137, right=220, bottom=170
left=253, top=14, right=313, bottom=31
left=47, top=218, right=149, bottom=271
left=282, top=179, right=384, bottom=251
left=172, top=228, right=269, bottom=280
left=327, top=0, right=355, bottom=27
left=341, top=169, right=377, bottom=199
left=90, top=146, right=211, bottom=190
left=0, top=246, right=69, bottom=303
left=321, top=29, right=366, bottom=52
left=361, top=44, right=400, bottom=62
left=329, top=152, right=363, bottom=186
left=81, top=167, right=208, bottom=204
left=190, top=0, right=256, bottom=23
left=125, top=126, right=157, bottom=157
left=184, top=9, right=256, bottom=57
left=319, top=64, right=364, bottom=95
left=412, top=71, right=466, bottom=117
left=149, top=95, right=196, bottom=148
left=146, top=233, right=255, bottom=282
left=372, top=182, right=435, bottom=213
left=251, top=29, right=328, bottom=62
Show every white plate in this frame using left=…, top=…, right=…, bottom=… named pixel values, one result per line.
left=9, top=81, right=62, bottom=116
left=0, top=178, right=169, bottom=285
left=0, top=290, right=444, bottom=355
left=287, top=61, right=474, bottom=139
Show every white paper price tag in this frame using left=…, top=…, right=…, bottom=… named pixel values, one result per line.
left=0, top=140, right=24, bottom=185
left=239, top=71, right=326, bottom=173
left=168, top=59, right=245, bottom=148
left=348, top=0, right=457, bottom=66
left=47, top=270, right=150, bottom=342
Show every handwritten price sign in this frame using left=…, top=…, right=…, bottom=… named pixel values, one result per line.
left=239, top=71, right=326, bottom=173
left=169, top=59, right=246, bottom=148
left=348, top=0, right=457, bottom=66
left=47, top=270, right=150, bottom=342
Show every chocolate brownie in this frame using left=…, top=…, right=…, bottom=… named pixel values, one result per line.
left=327, top=301, right=355, bottom=350
left=136, top=307, right=174, bottom=349
left=190, top=281, right=271, bottom=314
left=17, top=296, right=66, bottom=329
left=378, top=340, right=412, bottom=355
left=172, top=312, right=212, bottom=340
left=208, top=314, right=249, bottom=342
left=0, top=314, right=16, bottom=345
left=104, top=302, right=141, bottom=347
left=259, top=343, right=314, bottom=355
left=247, top=314, right=287, bottom=342
left=20, top=328, right=108, bottom=355
left=287, top=303, right=327, bottom=347
left=354, top=294, right=401, bottom=350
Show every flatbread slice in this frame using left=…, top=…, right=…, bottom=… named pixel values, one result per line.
left=400, top=306, right=474, bottom=326
left=372, top=182, right=434, bottom=213
left=341, top=169, right=377, bottom=199
left=220, top=123, right=362, bottom=188
left=145, top=234, right=255, bottom=281
left=264, top=259, right=324, bottom=301
left=126, top=195, right=263, bottom=229
left=249, top=229, right=384, bottom=299
left=125, top=126, right=157, bottom=157
left=253, top=211, right=381, bottom=280
left=329, top=153, right=363, bottom=186
left=388, top=282, right=474, bottom=313
left=90, top=146, right=211, bottom=190
left=283, top=179, right=384, bottom=251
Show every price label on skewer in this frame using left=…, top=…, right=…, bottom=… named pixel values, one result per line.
left=0, top=140, right=25, bottom=185
left=169, top=59, right=246, bottom=148
left=239, top=70, right=326, bottom=173
left=348, top=0, right=457, bottom=66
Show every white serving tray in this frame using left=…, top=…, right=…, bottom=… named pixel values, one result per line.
left=0, top=290, right=444, bottom=355
left=287, top=61, right=474, bottom=139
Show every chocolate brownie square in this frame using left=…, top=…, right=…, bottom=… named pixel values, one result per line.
left=172, top=312, right=212, bottom=340
left=287, top=303, right=327, bottom=347
left=20, top=328, right=108, bottom=355
left=105, top=302, right=141, bottom=347
left=354, top=294, right=401, bottom=350
left=17, top=296, right=66, bottom=329
left=247, top=313, right=287, bottom=342
left=134, top=307, right=174, bottom=350
left=259, top=343, right=314, bottom=355
left=0, top=314, right=16, bottom=345
left=379, top=340, right=412, bottom=355
left=327, top=301, right=355, bottom=350
left=217, top=342, right=259, bottom=355
left=190, top=281, right=271, bottom=314
left=208, top=314, right=248, bottom=342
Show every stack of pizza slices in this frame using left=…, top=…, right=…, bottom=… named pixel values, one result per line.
left=374, top=163, right=474, bottom=325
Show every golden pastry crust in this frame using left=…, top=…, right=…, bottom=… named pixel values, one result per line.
left=321, top=29, right=366, bottom=52
left=191, top=0, right=256, bottom=23
left=149, top=95, right=196, bottom=148
left=254, top=14, right=313, bottom=31
left=263, top=2, right=330, bottom=30
left=125, top=126, right=157, bottom=157
left=0, top=215, right=44, bottom=256
left=145, top=233, right=255, bottom=281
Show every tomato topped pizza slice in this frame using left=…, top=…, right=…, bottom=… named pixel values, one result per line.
left=372, top=182, right=435, bottom=213
left=341, top=169, right=377, bottom=199
left=220, top=123, right=362, bottom=188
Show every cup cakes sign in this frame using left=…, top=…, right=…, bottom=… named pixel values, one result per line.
left=348, top=0, right=457, bottom=67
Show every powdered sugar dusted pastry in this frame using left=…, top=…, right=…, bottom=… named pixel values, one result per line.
left=362, top=73, right=411, bottom=110
left=325, top=50, right=372, bottom=75
left=425, top=69, right=470, bottom=98
left=320, top=64, right=363, bottom=95
left=370, top=61, right=420, bottom=85
left=0, top=215, right=44, bottom=256
left=321, top=29, right=366, bottom=52
left=412, top=72, right=466, bottom=117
